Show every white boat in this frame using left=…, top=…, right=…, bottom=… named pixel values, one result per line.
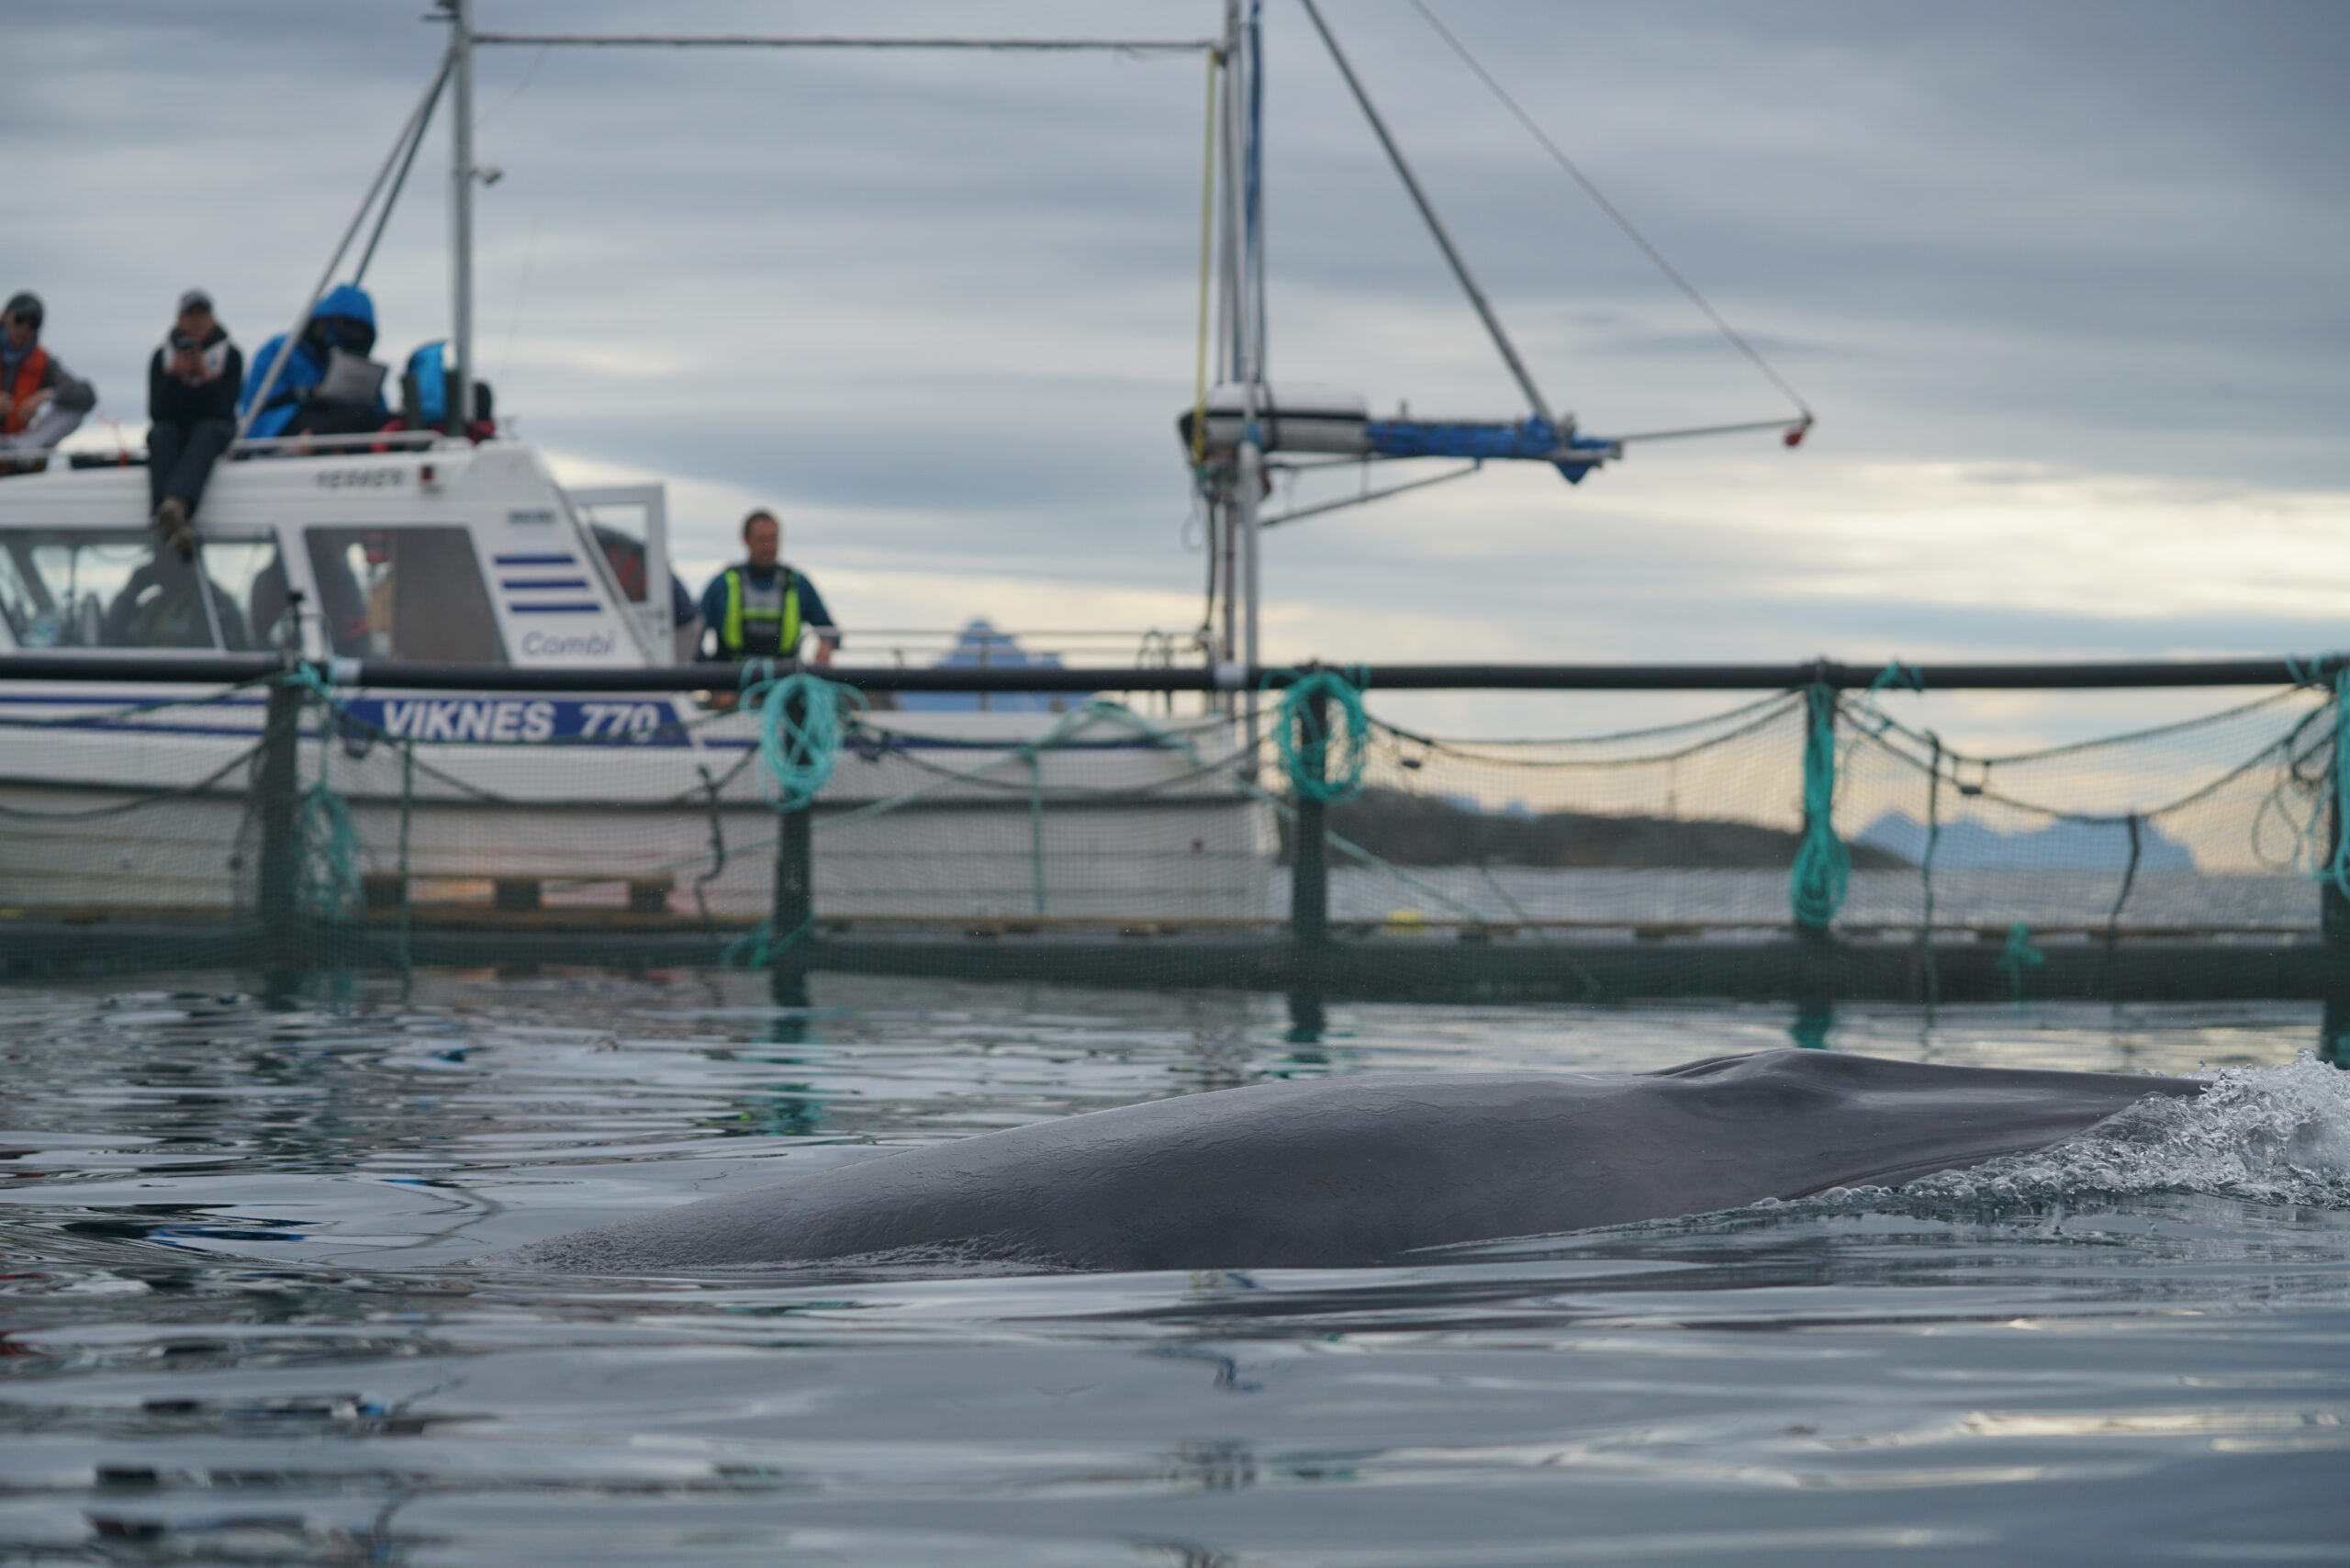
left=0, top=433, right=1270, bottom=926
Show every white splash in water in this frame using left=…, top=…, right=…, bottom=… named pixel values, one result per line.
left=1897, top=1055, right=2350, bottom=1210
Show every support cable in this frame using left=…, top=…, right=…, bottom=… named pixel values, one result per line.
left=1259, top=461, right=1483, bottom=528
left=236, top=47, right=456, bottom=443
left=1296, top=0, right=1557, bottom=432
left=473, top=34, right=1217, bottom=54
left=354, top=53, right=453, bottom=285
left=1408, top=0, right=1814, bottom=433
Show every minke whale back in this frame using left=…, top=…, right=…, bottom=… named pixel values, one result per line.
left=494, top=1049, right=2200, bottom=1274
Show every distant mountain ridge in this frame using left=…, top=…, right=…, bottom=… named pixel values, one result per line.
left=1853, top=812, right=2196, bottom=872
left=1304, top=788, right=1907, bottom=870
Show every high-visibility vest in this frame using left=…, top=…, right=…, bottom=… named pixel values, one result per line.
left=2, top=346, right=49, bottom=435
left=719, top=565, right=800, bottom=659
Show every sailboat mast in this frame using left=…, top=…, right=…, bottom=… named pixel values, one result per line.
left=1218, top=0, right=1266, bottom=714
left=448, top=0, right=476, bottom=431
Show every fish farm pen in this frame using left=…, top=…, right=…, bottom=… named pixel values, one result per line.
left=2, top=651, right=2344, bottom=1021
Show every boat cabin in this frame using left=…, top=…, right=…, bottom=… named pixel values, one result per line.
left=0, top=442, right=680, bottom=667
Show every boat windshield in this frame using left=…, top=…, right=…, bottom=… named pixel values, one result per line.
left=0, top=528, right=290, bottom=653
left=304, top=525, right=506, bottom=664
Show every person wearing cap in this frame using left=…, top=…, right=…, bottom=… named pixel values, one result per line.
left=0, top=291, right=97, bottom=466
left=145, top=289, right=244, bottom=554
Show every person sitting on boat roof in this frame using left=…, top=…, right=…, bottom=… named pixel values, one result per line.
left=0, top=292, right=98, bottom=468
left=699, top=510, right=837, bottom=667
left=146, top=289, right=243, bottom=558
left=238, top=282, right=390, bottom=443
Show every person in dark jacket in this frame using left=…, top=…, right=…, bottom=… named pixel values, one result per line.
left=0, top=291, right=97, bottom=468
left=238, top=282, right=388, bottom=442
left=147, top=289, right=243, bottom=556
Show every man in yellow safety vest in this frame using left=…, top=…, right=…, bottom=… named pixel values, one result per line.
left=698, top=509, right=837, bottom=666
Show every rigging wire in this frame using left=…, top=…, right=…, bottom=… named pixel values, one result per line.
left=353, top=53, right=451, bottom=285
left=1190, top=48, right=1221, bottom=472
left=1300, top=0, right=1555, bottom=430
left=1407, top=0, right=1813, bottom=428
left=477, top=42, right=552, bottom=129
left=498, top=211, right=543, bottom=389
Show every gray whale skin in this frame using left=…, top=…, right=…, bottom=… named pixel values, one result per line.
left=498, top=1049, right=2199, bottom=1274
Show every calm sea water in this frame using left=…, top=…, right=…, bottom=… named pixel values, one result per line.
left=3, top=971, right=2346, bottom=1566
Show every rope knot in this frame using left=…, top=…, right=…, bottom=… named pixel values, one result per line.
left=1869, top=659, right=1924, bottom=693
left=1789, top=682, right=1849, bottom=929
left=1997, top=922, right=2045, bottom=1003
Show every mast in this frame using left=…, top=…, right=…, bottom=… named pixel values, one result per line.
left=1215, top=0, right=1266, bottom=729
left=1238, top=1, right=1264, bottom=698
left=448, top=0, right=476, bottom=432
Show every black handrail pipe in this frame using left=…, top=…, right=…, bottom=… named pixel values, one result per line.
left=0, top=652, right=2338, bottom=693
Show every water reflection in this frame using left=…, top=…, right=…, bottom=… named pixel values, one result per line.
left=0, top=976, right=2344, bottom=1566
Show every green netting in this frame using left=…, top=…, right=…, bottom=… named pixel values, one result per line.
left=0, top=665, right=2340, bottom=1001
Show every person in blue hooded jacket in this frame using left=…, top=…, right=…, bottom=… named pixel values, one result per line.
left=238, top=283, right=389, bottom=442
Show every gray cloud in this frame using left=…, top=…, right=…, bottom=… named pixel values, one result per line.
left=8, top=0, right=2344, bottom=690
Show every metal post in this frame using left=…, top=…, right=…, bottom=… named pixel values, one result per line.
left=1237, top=419, right=1262, bottom=749
left=2325, top=694, right=2349, bottom=947
left=772, top=689, right=814, bottom=948
left=1224, top=1, right=1265, bottom=753
left=255, top=677, right=306, bottom=954
left=774, top=806, right=813, bottom=946
left=1790, top=680, right=1841, bottom=1031
left=1209, top=2, right=1245, bottom=714
left=449, top=0, right=476, bottom=434
left=1291, top=686, right=1330, bottom=947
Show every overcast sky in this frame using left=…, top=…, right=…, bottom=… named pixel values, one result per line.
left=11, top=0, right=2344, bottom=745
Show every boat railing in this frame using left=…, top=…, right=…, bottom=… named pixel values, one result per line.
left=842, top=627, right=1212, bottom=674
left=224, top=431, right=452, bottom=456
left=6, top=429, right=462, bottom=475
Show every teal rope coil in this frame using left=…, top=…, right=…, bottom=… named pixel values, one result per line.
left=274, top=664, right=367, bottom=922
left=1789, top=682, right=1850, bottom=929
left=1272, top=667, right=1371, bottom=803
left=297, top=778, right=365, bottom=921
left=740, top=666, right=863, bottom=812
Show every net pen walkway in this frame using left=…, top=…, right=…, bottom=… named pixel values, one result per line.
left=2, top=652, right=2343, bottom=1010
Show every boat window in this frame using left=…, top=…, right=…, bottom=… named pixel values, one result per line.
left=304, top=526, right=507, bottom=664
left=0, top=528, right=287, bottom=652
left=586, top=521, right=648, bottom=604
